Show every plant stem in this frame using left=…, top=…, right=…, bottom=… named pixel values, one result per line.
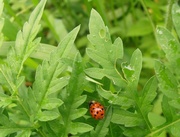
left=165, top=0, right=175, bottom=31
left=140, top=0, right=158, bottom=44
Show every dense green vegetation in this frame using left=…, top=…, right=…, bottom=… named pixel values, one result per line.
left=0, top=0, right=180, bottom=137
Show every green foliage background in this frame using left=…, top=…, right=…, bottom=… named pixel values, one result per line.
left=0, top=0, right=180, bottom=137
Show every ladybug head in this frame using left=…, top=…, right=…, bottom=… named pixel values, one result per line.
left=89, top=100, right=96, bottom=107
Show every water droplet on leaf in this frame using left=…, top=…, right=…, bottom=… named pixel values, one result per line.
left=157, top=29, right=163, bottom=35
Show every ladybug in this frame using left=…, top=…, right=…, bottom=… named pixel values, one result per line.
left=89, top=101, right=105, bottom=120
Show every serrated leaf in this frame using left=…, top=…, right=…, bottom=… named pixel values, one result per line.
left=8, top=0, right=47, bottom=77
left=111, top=109, right=143, bottom=127
left=37, top=110, right=59, bottom=121
left=0, top=115, right=29, bottom=137
left=60, top=54, right=87, bottom=136
left=172, top=3, right=180, bottom=39
left=66, top=54, right=85, bottom=98
left=122, top=49, right=142, bottom=87
left=90, top=106, right=112, bottom=137
left=155, top=61, right=179, bottom=99
left=156, top=26, right=180, bottom=75
left=28, top=26, right=80, bottom=114
left=0, top=42, right=56, bottom=60
left=139, top=76, right=157, bottom=114
left=0, top=0, right=47, bottom=95
left=6, top=25, right=80, bottom=137
left=56, top=25, right=80, bottom=59
left=86, top=9, right=126, bottom=87
left=97, top=86, right=134, bottom=107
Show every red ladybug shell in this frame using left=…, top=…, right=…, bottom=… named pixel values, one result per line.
left=89, top=101, right=105, bottom=120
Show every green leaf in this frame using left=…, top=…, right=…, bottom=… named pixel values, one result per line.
left=123, top=127, right=148, bottom=137
left=170, top=122, right=180, bottom=137
left=90, top=106, right=112, bottom=137
left=7, top=26, right=80, bottom=136
left=97, top=86, right=134, bottom=107
left=0, top=114, right=11, bottom=126
left=155, top=61, right=179, bottom=99
left=111, top=109, right=144, bottom=127
left=30, top=25, right=80, bottom=112
left=60, top=54, right=88, bottom=136
left=0, top=65, right=18, bottom=93
left=0, top=114, right=31, bottom=136
left=86, top=9, right=126, bottom=87
left=71, top=108, right=87, bottom=120
left=48, top=77, right=69, bottom=95
left=37, top=110, right=60, bottom=121
left=122, top=49, right=142, bottom=88
left=41, top=98, right=63, bottom=110
left=0, top=42, right=55, bottom=60
left=172, top=3, right=180, bottom=39
left=162, top=96, right=176, bottom=122
left=0, top=128, right=20, bottom=137
left=71, top=95, right=87, bottom=109
left=156, top=26, right=180, bottom=75
left=169, top=99, right=180, bottom=109
left=8, top=0, right=47, bottom=77
left=15, top=130, right=31, bottom=137
left=0, top=0, right=47, bottom=94
left=139, top=76, right=157, bottom=115
left=148, top=112, right=166, bottom=127
left=0, top=92, right=12, bottom=108
left=70, top=122, right=93, bottom=134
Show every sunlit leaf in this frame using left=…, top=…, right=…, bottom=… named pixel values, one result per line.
left=155, top=61, right=179, bottom=99
left=122, top=49, right=142, bottom=88
left=86, top=9, right=126, bottom=87
left=111, top=109, right=144, bottom=127
left=156, top=26, right=180, bottom=75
